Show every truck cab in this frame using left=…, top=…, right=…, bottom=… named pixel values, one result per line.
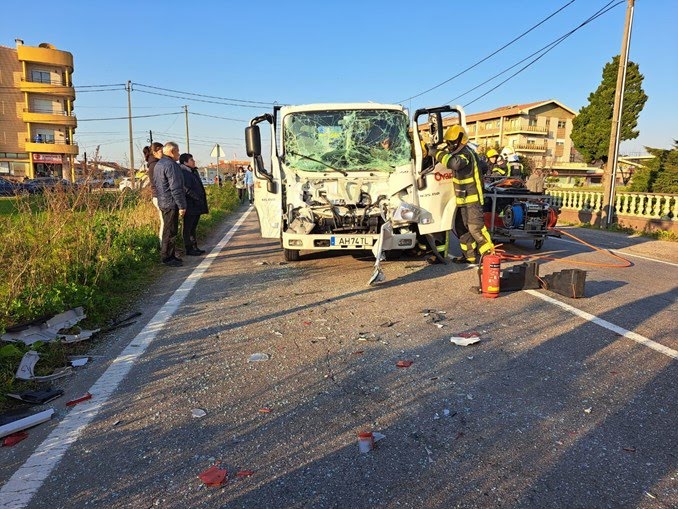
left=245, top=103, right=465, bottom=263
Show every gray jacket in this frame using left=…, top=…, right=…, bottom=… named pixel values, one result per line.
left=153, top=155, right=187, bottom=210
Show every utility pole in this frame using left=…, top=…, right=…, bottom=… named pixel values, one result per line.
left=148, top=130, right=153, bottom=145
left=126, top=80, right=135, bottom=184
left=601, top=0, right=635, bottom=228
left=183, top=105, right=190, bottom=153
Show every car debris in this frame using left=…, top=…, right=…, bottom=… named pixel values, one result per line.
left=15, top=351, right=73, bottom=382
left=1, top=307, right=99, bottom=345
left=2, top=431, right=29, bottom=446
left=0, top=408, right=54, bottom=439
left=198, top=464, right=228, bottom=487
left=235, top=470, right=255, bottom=478
left=68, top=356, right=90, bottom=367
left=6, top=388, right=63, bottom=405
left=358, top=431, right=374, bottom=453
left=66, top=392, right=92, bottom=407
left=192, top=409, right=207, bottom=418
left=450, top=333, right=481, bottom=346
left=396, top=360, right=414, bottom=368
left=248, top=353, right=270, bottom=362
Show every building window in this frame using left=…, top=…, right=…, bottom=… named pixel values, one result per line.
left=0, top=162, right=9, bottom=174
left=31, top=70, right=52, bottom=84
left=527, top=138, right=536, bottom=145
left=557, top=120, right=566, bottom=128
left=556, top=140, right=565, bottom=146
left=528, top=116, right=537, bottom=127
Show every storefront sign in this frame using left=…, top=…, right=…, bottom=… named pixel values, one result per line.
left=33, top=154, right=63, bottom=164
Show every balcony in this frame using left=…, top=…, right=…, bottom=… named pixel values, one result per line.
left=25, top=139, right=78, bottom=156
left=515, top=143, right=547, bottom=152
left=19, top=78, right=75, bottom=99
left=17, top=45, right=74, bottom=71
left=23, top=109, right=77, bottom=128
left=504, top=123, right=548, bottom=134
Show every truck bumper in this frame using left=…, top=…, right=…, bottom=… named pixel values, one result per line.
left=283, top=232, right=417, bottom=251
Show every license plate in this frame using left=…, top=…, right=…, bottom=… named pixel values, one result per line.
left=330, top=236, right=374, bottom=247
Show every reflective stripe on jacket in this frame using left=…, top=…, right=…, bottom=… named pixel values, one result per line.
left=434, top=145, right=484, bottom=206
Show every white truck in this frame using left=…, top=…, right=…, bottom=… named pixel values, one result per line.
left=245, top=103, right=466, bottom=283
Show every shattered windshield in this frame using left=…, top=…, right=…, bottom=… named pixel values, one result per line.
left=283, top=109, right=411, bottom=172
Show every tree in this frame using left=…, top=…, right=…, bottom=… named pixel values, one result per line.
left=571, top=56, right=648, bottom=163
left=630, top=142, right=678, bottom=193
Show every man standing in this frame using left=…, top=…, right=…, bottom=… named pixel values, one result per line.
left=428, top=126, right=494, bottom=265
left=244, top=165, right=254, bottom=204
left=179, top=153, right=209, bottom=255
left=152, top=142, right=187, bottom=267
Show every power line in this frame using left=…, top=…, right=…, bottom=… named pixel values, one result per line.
left=75, top=83, right=127, bottom=89
left=459, top=0, right=623, bottom=109
left=189, top=111, right=247, bottom=122
left=397, top=0, right=578, bottom=103
left=133, top=88, right=269, bottom=109
left=132, top=82, right=276, bottom=106
left=78, top=112, right=182, bottom=122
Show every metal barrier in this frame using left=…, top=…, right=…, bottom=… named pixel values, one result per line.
left=546, top=190, right=677, bottom=220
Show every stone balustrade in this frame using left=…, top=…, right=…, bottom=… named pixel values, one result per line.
left=546, top=190, right=677, bottom=220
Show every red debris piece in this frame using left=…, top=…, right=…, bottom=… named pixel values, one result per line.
left=259, top=408, right=272, bottom=414
left=66, top=392, right=92, bottom=407
left=396, top=360, right=414, bottom=368
left=610, top=371, right=619, bottom=374
left=303, top=321, right=312, bottom=326
left=199, top=465, right=228, bottom=487
left=236, top=470, right=255, bottom=478
left=623, top=447, right=636, bottom=453
left=352, top=351, right=364, bottom=356
left=457, top=332, right=480, bottom=338
left=2, top=431, right=28, bottom=447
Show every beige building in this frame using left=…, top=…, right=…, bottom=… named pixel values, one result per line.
left=0, top=39, right=77, bottom=180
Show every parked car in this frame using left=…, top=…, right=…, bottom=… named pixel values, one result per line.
left=23, top=177, right=75, bottom=194
left=0, top=176, right=24, bottom=196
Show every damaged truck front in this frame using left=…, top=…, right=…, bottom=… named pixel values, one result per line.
left=245, top=103, right=465, bottom=272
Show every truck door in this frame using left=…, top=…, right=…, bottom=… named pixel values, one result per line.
left=245, top=115, right=282, bottom=239
left=411, top=106, right=466, bottom=235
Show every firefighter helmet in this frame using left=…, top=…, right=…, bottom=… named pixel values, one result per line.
left=443, top=125, right=468, bottom=148
left=486, top=149, right=499, bottom=159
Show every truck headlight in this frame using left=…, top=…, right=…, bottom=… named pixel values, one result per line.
left=393, top=202, right=421, bottom=223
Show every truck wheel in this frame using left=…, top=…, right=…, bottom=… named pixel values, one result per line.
left=283, top=248, right=300, bottom=262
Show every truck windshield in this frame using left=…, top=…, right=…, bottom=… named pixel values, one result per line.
left=283, top=109, right=411, bottom=172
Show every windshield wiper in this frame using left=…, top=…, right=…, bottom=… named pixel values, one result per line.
left=286, top=150, right=348, bottom=176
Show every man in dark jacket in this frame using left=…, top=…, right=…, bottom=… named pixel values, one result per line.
left=179, top=153, right=209, bottom=256
left=152, top=142, right=187, bottom=267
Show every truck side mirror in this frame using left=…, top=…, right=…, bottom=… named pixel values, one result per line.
left=245, top=126, right=261, bottom=157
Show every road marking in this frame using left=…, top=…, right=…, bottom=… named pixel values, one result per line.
left=525, top=290, right=678, bottom=360
left=551, top=237, right=678, bottom=267
left=0, top=208, right=252, bottom=509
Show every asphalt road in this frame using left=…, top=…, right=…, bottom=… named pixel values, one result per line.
left=1, top=206, right=676, bottom=509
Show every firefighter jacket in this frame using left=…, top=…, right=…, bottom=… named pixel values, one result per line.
left=490, top=161, right=508, bottom=176
left=433, top=145, right=484, bottom=206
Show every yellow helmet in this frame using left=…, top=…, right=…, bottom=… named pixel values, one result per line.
left=486, top=149, right=499, bottom=158
left=443, top=125, right=468, bottom=147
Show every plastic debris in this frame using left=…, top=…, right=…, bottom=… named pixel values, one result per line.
left=198, top=464, right=228, bottom=487
left=248, top=353, right=270, bottom=362
left=66, top=392, right=92, bottom=407
left=258, top=408, right=272, bottom=414
left=466, top=394, right=474, bottom=400
left=450, top=333, right=481, bottom=346
left=192, top=409, right=207, bottom=418
left=373, top=432, right=386, bottom=443
left=235, top=470, right=255, bottom=478
left=443, top=409, right=451, bottom=417
left=15, top=351, right=73, bottom=381
left=0, top=409, right=54, bottom=439
left=435, top=323, right=445, bottom=329
left=351, top=351, right=364, bottom=356
left=584, top=407, right=592, bottom=414
left=68, top=356, right=90, bottom=367
left=396, top=360, right=413, bottom=368
left=6, top=388, right=63, bottom=405
left=2, top=431, right=28, bottom=447
left=1, top=307, right=98, bottom=345
left=622, top=447, right=636, bottom=453
left=358, top=431, right=374, bottom=453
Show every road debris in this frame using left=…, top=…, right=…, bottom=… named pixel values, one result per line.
left=248, top=353, right=270, bottom=362
left=0, top=408, right=54, bottom=439
left=2, top=431, right=28, bottom=446
left=622, top=447, right=636, bottom=453
left=66, top=392, right=92, bottom=407
left=450, top=333, right=481, bottom=346
left=198, top=464, right=228, bottom=487
left=15, top=351, right=73, bottom=382
left=258, top=408, right=272, bottom=414
left=351, top=351, right=364, bottom=356
left=68, top=356, right=90, bottom=367
left=584, top=407, right=592, bottom=414
left=358, top=431, right=374, bottom=453
left=191, top=409, right=207, bottom=418
left=6, top=388, right=63, bottom=405
left=235, top=470, right=255, bottom=478
left=1, top=307, right=99, bottom=345
left=396, top=360, right=414, bottom=368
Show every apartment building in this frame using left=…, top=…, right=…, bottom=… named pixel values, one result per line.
left=0, top=39, right=77, bottom=180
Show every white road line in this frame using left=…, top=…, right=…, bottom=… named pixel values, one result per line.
left=551, top=236, right=678, bottom=267
left=525, top=289, right=678, bottom=360
left=0, top=208, right=252, bottom=509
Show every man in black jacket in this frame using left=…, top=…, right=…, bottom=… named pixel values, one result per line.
left=179, top=153, right=209, bottom=256
left=152, top=142, right=187, bottom=267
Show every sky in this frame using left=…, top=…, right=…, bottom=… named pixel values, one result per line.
left=2, top=0, right=676, bottom=168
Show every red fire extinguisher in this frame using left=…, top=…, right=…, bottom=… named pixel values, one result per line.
left=480, top=253, right=501, bottom=298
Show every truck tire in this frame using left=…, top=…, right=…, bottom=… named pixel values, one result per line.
left=283, top=248, right=300, bottom=262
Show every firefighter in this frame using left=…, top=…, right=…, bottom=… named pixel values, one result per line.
left=428, top=126, right=494, bottom=264
left=486, top=148, right=508, bottom=176
left=507, top=154, right=524, bottom=177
